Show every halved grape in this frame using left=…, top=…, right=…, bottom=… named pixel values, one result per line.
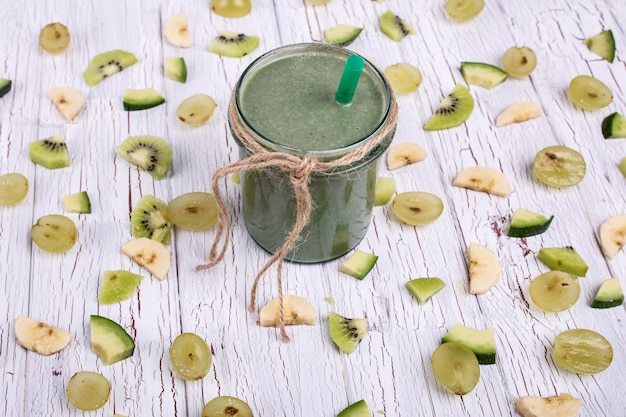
left=66, top=371, right=110, bottom=411
left=176, top=94, right=216, bottom=126
left=167, top=192, right=218, bottom=231
left=529, top=271, right=580, bottom=312
left=391, top=191, right=444, bottom=226
left=502, top=46, right=537, bottom=78
left=553, top=329, right=613, bottom=374
left=432, top=342, right=480, bottom=395
left=30, top=214, right=77, bottom=253
left=170, top=332, right=212, bottom=380
left=445, top=0, right=484, bottom=22
left=202, top=396, right=254, bottom=417
left=39, top=22, right=70, bottom=54
left=568, top=75, right=613, bottom=110
left=210, top=0, right=252, bottom=18
left=533, top=145, right=586, bottom=188
left=0, top=173, right=28, bottom=205
left=384, top=63, right=423, bottom=95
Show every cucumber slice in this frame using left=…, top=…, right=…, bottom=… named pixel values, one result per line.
left=602, top=112, right=626, bottom=139
left=460, top=62, right=508, bottom=89
left=63, top=191, right=91, bottom=214
left=0, top=78, right=11, bottom=98
left=338, top=250, right=378, bottom=280
left=441, top=323, right=496, bottom=365
left=374, top=177, right=395, bottom=206
left=507, top=208, right=553, bottom=238
left=592, top=277, right=624, bottom=309
left=90, top=315, right=135, bottom=365
left=337, top=399, right=371, bottom=417
left=164, top=57, right=187, bottom=83
left=406, top=277, right=446, bottom=303
left=584, top=29, right=615, bottom=63
left=122, top=88, right=165, bottom=111
left=537, top=246, right=588, bottom=277
left=323, top=24, right=363, bottom=46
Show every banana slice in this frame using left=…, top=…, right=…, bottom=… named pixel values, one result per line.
left=258, top=295, right=316, bottom=327
left=453, top=167, right=511, bottom=197
left=468, top=242, right=502, bottom=294
left=15, top=315, right=72, bottom=356
left=121, top=237, right=171, bottom=280
left=495, top=102, right=542, bottom=127
left=599, top=214, right=626, bottom=259
left=513, top=393, right=582, bottom=417
left=163, top=13, right=191, bottom=48
left=48, top=87, right=84, bottom=121
left=386, top=143, right=427, bottom=170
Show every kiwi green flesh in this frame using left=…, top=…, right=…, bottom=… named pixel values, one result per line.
left=130, top=195, right=172, bottom=244
left=98, top=270, right=143, bottom=304
left=83, top=49, right=138, bottom=86
left=29, top=136, right=70, bottom=169
left=379, top=11, right=414, bottom=42
left=537, top=246, right=588, bottom=277
left=115, top=135, right=172, bottom=180
left=123, top=88, right=165, bottom=111
left=602, top=112, right=626, bottom=139
left=424, top=84, right=474, bottom=131
left=64, top=191, right=91, bottom=214
left=324, top=25, right=363, bottom=46
left=329, top=312, right=368, bottom=354
left=585, top=29, right=615, bottom=63
left=164, top=57, right=187, bottom=83
left=337, top=399, right=371, bottom=417
left=460, top=62, right=508, bottom=89
left=0, top=78, right=11, bottom=98
left=209, top=33, right=260, bottom=58
left=90, top=315, right=135, bottom=365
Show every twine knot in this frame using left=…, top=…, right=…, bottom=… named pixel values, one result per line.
left=290, top=156, right=316, bottom=186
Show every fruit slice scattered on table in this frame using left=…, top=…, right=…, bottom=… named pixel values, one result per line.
left=460, top=62, right=507, bottom=88
left=176, top=94, right=217, bottom=126
left=202, top=396, right=254, bottom=417
left=441, top=324, right=496, bottom=365
left=467, top=242, right=502, bottom=294
left=336, top=399, right=371, bottom=417
left=620, top=157, right=626, bottom=178
left=323, top=24, right=363, bottom=46
left=115, top=135, right=172, bottom=180
left=167, top=192, right=218, bottom=231
left=501, top=46, right=537, bottom=78
left=529, top=271, right=580, bottom=312
left=29, top=135, right=70, bottom=169
left=384, top=63, right=423, bottom=94
left=66, top=371, right=110, bottom=411
left=537, top=246, right=588, bottom=277
left=39, top=22, right=70, bottom=53
left=122, top=88, right=165, bottom=111
left=47, top=87, right=84, bottom=121
left=445, top=0, right=484, bottom=22
left=602, top=112, right=626, bottom=139
left=90, top=315, right=135, bottom=365
left=130, top=195, right=172, bottom=244
left=210, top=0, right=252, bottom=18
left=431, top=342, right=480, bottom=395
left=552, top=328, right=613, bottom=374
left=424, top=84, right=474, bottom=130
left=533, top=145, right=586, bottom=188
left=14, top=315, right=71, bottom=356
left=507, top=209, right=553, bottom=238
left=82, top=50, right=138, bottom=86
left=258, top=295, right=317, bottom=326
left=495, top=102, right=541, bottom=127
left=513, top=393, right=582, bottom=417
left=584, top=29, right=615, bottom=63
left=374, top=177, right=396, bottom=206
left=338, top=250, right=378, bottom=279
left=31, top=214, right=77, bottom=253
left=329, top=311, right=368, bottom=354
left=121, top=237, right=172, bottom=280
left=406, top=277, right=446, bottom=303
left=599, top=214, right=626, bottom=259
left=453, top=166, right=511, bottom=197
left=0, top=78, right=11, bottom=97
left=387, top=142, right=426, bottom=170
left=209, top=32, right=260, bottom=58
left=568, top=75, right=613, bottom=110
left=591, top=277, right=623, bottom=309
left=98, top=270, right=144, bottom=304
left=63, top=191, right=91, bottom=214
left=164, top=57, right=187, bottom=83
left=0, top=172, right=28, bottom=206
left=379, top=10, right=414, bottom=42
left=170, top=332, right=212, bottom=380
left=391, top=191, right=444, bottom=226
left=163, top=12, right=191, bottom=47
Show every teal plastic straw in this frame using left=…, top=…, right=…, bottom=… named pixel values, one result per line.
left=335, top=54, right=365, bottom=105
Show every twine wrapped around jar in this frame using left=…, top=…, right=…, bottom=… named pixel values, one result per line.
left=197, top=91, right=398, bottom=341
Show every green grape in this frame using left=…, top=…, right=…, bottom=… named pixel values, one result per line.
left=533, top=145, right=586, bottom=188
left=39, top=22, right=70, bottom=54
left=66, top=371, right=110, bottom=411
left=170, top=332, right=212, bottom=380
left=568, top=75, right=613, bottom=110
left=30, top=214, right=77, bottom=253
left=0, top=173, right=28, bottom=205
left=167, top=192, right=218, bottom=231
left=502, top=46, right=537, bottom=78
left=529, top=271, right=580, bottom=312
left=391, top=191, right=444, bottom=226
left=384, top=63, right=423, bottom=95
left=210, top=0, right=252, bottom=18
left=553, top=329, right=613, bottom=374
left=177, top=94, right=216, bottom=126
left=202, top=396, right=254, bottom=417
left=445, top=0, right=484, bottom=22
left=432, top=342, right=480, bottom=395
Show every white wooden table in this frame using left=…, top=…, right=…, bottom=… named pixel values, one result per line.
left=1, top=0, right=625, bottom=415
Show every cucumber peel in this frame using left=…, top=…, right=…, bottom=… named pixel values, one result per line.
left=338, top=250, right=378, bottom=280
left=460, top=62, right=508, bottom=89
left=507, top=209, right=553, bottom=238
left=63, top=191, right=91, bottom=214
left=584, top=29, right=615, bottom=63
left=441, top=324, right=496, bottom=365
left=602, top=112, right=626, bottom=139
left=337, top=399, right=371, bottom=417
left=90, top=315, right=135, bottom=365
left=406, top=277, right=446, bottom=303
left=0, top=78, right=11, bottom=98
left=592, top=277, right=624, bottom=309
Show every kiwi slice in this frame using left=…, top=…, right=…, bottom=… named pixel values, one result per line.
left=98, top=270, right=143, bottom=304
left=424, top=84, right=475, bottom=131
left=114, top=135, right=172, bottom=180
left=537, top=246, right=588, bottom=277
left=0, top=78, right=11, bottom=98
left=83, top=49, right=138, bottom=86
left=328, top=311, right=368, bottom=354
left=29, top=135, right=70, bottom=169
left=323, top=24, right=363, bottom=46
left=130, top=195, right=172, bottom=244
left=209, top=32, right=260, bottom=58
left=379, top=10, right=414, bottom=42
left=164, top=57, right=187, bottom=83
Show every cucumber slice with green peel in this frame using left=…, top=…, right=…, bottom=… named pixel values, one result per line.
left=460, top=62, right=508, bottom=89
left=507, top=209, right=553, bottom=238
left=90, top=315, right=135, bottom=365
left=619, top=157, right=626, bottom=178
left=0, top=78, right=11, bottom=98
left=537, top=246, right=588, bottom=277
left=602, top=112, right=626, bottom=139
left=123, top=88, right=165, bottom=111
left=337, top=399, right=371, bottom=417
left=406, top=277, right=446, bottom=303
left=441, top=324, right=496, bottom=365
left=164, top=57, right=187, bottom=83
left=64, top=191, right=91, bottom=214
left=323, top=24, right=363, bottom=46
left=338, top=250, right=378, bottom=279
left=592, top=277, right=624, bottom=309
left=584, top=29, right=615, bottom=63
left=374, top=177, right=395, bottom=206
